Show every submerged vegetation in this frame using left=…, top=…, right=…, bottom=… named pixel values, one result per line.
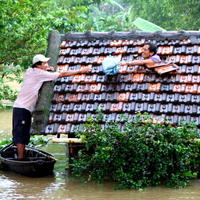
left=71, top=113, right=200, bottom=190
left=0, top=135, right=49, bottom=149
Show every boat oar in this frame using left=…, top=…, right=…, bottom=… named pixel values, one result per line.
left=0, top=143, right=14, bottom=152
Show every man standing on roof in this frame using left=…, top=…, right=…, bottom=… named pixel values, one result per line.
left=122, top=43, right=161, bottom=68
left=12, top=54, right=91, bottom=159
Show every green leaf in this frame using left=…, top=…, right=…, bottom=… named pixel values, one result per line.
left=108, top=0, right=125, bottom=11
left=133, top=17, right=166, bottom=31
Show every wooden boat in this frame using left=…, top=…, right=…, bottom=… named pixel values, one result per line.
left=0, top=143, right=56, bottom=177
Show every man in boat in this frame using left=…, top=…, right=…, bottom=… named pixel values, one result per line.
left=121, top=42, right=161, bottom=68
left=12, top=54, right=91, bottom=159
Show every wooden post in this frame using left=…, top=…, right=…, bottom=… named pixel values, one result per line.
left=31, top=30, right=61, bottom=135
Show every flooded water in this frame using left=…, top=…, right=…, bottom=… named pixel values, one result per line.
left=1, top=109, right=200, bottom=200
left=0, top=109, right=13, bottom=139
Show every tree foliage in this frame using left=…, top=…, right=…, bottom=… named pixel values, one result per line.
left=118, top=0, right=200, bottom=31
left=0, top=0, right=89, bottom=67
left=0, top=64, right=22, bottom=108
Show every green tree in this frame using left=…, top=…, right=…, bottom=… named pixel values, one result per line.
left=117, top=0, right=200, bottom=30
left=0, top=0, right=89, bottom=68
left=0, top=0, right=89, bottom=106
left=164, top=0, right=200, bottom=30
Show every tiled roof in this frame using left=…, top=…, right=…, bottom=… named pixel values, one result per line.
left=44, top=31, right=200, bottom=136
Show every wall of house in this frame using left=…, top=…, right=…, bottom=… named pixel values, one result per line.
left=32, top=30, right=200, bottom=136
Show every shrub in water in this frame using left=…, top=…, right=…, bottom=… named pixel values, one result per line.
left=70, top=113, right=200, bottom=189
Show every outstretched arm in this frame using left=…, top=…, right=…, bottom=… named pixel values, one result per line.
left=121, top=59, right=160, bottom=68
left=58, top=66, right=91, bottom=77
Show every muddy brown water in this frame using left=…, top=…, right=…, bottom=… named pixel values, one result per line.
left=1, top=109, right=200, bottom=200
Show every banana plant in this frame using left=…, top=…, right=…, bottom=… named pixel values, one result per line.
left=133, top=17, right=166, bottom=31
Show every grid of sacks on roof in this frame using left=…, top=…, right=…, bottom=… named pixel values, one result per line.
left=44, top=38, right=200, bottom=136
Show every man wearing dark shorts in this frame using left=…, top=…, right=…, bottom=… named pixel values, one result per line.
left=12, top=108, right=32, bottom=146
left=13, top=54, right=91, bottom=158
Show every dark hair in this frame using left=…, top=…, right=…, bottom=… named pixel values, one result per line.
left=32, top=61, right=43, bottom=68
left=146, top=43, right=157, bottom=55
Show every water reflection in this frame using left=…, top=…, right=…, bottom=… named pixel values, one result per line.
left=0, top=174, right=20, bottom=200
left=1, top=169, right=199, bottom=200
left=0, top=172, right=59, bottom=200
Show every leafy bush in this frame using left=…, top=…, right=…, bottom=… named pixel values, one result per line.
left=70, top=113, right=200, bottom=189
